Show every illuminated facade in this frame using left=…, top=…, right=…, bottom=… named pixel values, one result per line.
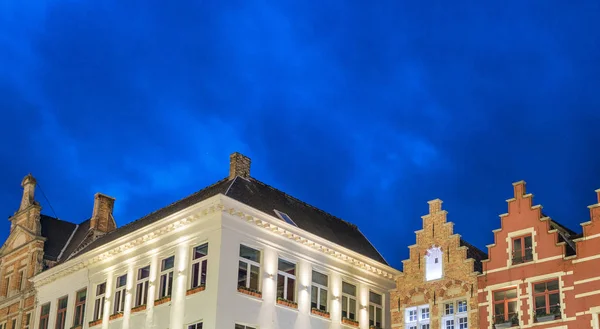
left=390, top=199, right=487, bottom=329
left=26, top=153, right=399, bottom=329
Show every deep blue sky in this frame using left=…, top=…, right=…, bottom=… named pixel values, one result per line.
left=1, top=1, right=599, bottom=269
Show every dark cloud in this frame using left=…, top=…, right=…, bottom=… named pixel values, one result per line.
left=1, top=0, right=599, bottom=268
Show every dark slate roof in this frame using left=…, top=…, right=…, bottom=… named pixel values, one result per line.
left=61, top=176, right=388, bottom=265
left=40, top=215, right=78, bottom=261
left=542, top=213, right=578, bottom=257
left=459, top=238, right=488, bottom=274
left=58, top=219, right=91, bottom=260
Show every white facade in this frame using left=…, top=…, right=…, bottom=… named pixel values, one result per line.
left=32, top=194, right=399, bottom=329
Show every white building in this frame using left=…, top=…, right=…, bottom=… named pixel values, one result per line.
left=30, top=152, right=400, bottom=329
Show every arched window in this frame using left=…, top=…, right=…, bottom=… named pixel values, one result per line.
left=425, top=246, right=443, bottom=281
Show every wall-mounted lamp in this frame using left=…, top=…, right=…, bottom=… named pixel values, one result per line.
left=267, top=273, right=275, bottom=280
left=360, top=305, right=367, bottom=310
left=333, top=296, right=340, bottom=301
left=302, top=285, right=309, bottom=291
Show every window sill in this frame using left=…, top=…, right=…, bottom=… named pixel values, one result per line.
left=342, top=318, right=359, bottom=327
left=109, top=313, right=123, bottom=321
left=131, top=304, right=147, bottom=313
left=530, top=317, right=563, bottom=327
left=276, top=299, right=298, bottom=309
left=310, top=308, right=331, bottom=320
left=237, top=287, right=262, bottom=299
left=154, top=296, right=171, bottom=306
left=88, top=319, right=102, bottom=327
left=186, top=285, right=206, bottom=296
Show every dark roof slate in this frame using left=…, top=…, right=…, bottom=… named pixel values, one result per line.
left=459, top=238, right=488, bottom=273
left=40, top=215, right=78, bottom=261
left=60, top=176, right=388, bottom=265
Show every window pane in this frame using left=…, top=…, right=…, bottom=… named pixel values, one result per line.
left=97, top=283, right=106, bottom=295
left=138, top=266, right=150, bottom=280
left=193, top=243, right=209, bottom=260
left=369, top=291, right=382, bottom=305
left=342, top=296, right=348, bottom=317
left=493, top=290, right=504, bottom=301
left=524, top=236, right=532, bottom=248
left=535, top=296, right=546, bottom=309
left=342, top=282, right=356, bottom=296
left=77, top=290, right=86, bottom=301
left=349, top=298, right=356, bottom=319
left=287, top=277, right=295, bottom=301
left=238, top=261, right=248, bottom=287
left=239, top=245, right=260, bottom=262
left=117, top=275, right=127, bottom=287
left=162, top=256, right=175, bottom=271
left=534, top=283, right=546, bottom=293
left=277, top=275, right=285, bottom=299
left=494, top=303, right=504, bottom=316
left=249, top=265, right=260, bottom=290
left=59, top=297, right=68, bottom=308
left=549, top=293, right=560, bottom=306
left=311, top=286, right=318, bottom=308
left=508, top=301, right=517, bottom=313
left=312, top=271, right=328, bottom=286
left=278, top=259, right=295, bottom=275
left=547, top=280, right=559, bottom=291
left=513, top=239, right=522, bottom=251
left=505, top=288, right=517, bottom=299
left=319, top=288, right=328, bottom=311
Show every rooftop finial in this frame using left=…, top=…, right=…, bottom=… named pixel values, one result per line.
left=19, top=173, right=38, bottom=211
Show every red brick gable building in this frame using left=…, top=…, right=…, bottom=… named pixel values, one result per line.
left=477, top=181, right=600, bottom=329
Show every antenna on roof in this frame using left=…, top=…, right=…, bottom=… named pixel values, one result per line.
left=36, top=181, right=60, bottom=220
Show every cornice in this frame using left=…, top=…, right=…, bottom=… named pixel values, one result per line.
left=32, top=202, right=225, bottom=287
left=33, top=195, right=398, bottom=286
left=220, top=200, right=397, bottom=281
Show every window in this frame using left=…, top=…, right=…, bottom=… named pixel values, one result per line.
left=93, top=282, right=106, bottom=321
left=187, top=322, right=203, bottom=329
left=512, top=235, right=533, bottom=264
left=443, top=300, right=467, bottom=329
left=10, top=319, right=15, bottom=329
left=159, top=256, right=175, bottom=298
left=17, top=270, right=25, bottom=291
left=55, top=296, right=68, bottom=329
left=238, top=245, right=261, bottom=291
left=369, top=291, right=383, bottom=328
left=113, top=274, right=127, bottom=314
left=235, top=325, right=256, bottom=329
left=311, top=271, right=328, bottom=312
left=533, top=279, right=561, bottom=321
left=4, top=275, right=10, bottom=296
left=493, top=288, right=518, bottom=325
left=0, top=322, right=5, bottom=329
left=135, top=266, right=150, bottom=306
left=191, top=243, right=208, bottom=289
left=24, top=313, right=31, bottom=329
left=276, top=258, right=296, bottom=302
left=73, top=289, right=86, bottom=327
left=274, top=210, right=297, bottom=226
left=425, top=247, right=443, bottom=281
left=341, top=282, right=357, bottom=321
left=39, top=303, right=50, bottom=329
left=405, top=305, right=429, bottom=329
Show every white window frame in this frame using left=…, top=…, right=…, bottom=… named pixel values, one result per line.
left=187, top=321, right=203, bottom=329
left=235, top=324, right=257, bottom=329
left=238, top=245, right=261, bottom=291
left=23, top=312, right=31, bottom=329
left=276, top=258, right=296, bottom=302
left=17, top=268, right=25, bottom=291
left=341, top=281, right=358, bottom=321
left=0, top=321, right=6, bottom=329
left=405, top=304, right=429, bottom=329
left=135, top=265, right=150, bottom=307
left=425, top=246, right=443, bottom=281
left=368, top=290, right=384, bottom=328
left=190, top=243, right=209, bottom=289
left=158, top=255, right=175, bottom=298
left=113, top=274, right=127, bottom=314
left=442, top=299, right=468, bottom=329
left=93, top=282, right=106, bottom=321
left=311, top=270, right=329, bottom=312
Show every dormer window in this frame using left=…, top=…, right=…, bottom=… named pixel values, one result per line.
left=274, top=210, right=297, bottom=227
left=425, top=247, right=443, bottom=281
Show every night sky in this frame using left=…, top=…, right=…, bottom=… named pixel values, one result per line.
left=1, top=1, right=599, bottom=270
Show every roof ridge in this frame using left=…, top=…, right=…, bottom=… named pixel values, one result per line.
left=247, top=177, right=359, bottom=230
left=98, top=177, right=231, bottom=239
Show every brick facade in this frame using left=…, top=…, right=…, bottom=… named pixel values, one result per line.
left=478, top=181, right=600, bottom=329
left=391, top=199, right=484, bottom=329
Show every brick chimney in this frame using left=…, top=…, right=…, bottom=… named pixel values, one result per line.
left=229, top=152, right=251, bottom=180
left=90, top=193, right=116, bottom=233
left=19, top=174, right=38, bottom=212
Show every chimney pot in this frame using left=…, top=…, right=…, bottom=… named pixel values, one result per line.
left=229, top=152, right=251, bottom=180
left=90, top=193, right=116, bottom=233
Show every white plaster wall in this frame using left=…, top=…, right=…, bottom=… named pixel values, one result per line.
left=32, top=195, right=397, bottom=329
